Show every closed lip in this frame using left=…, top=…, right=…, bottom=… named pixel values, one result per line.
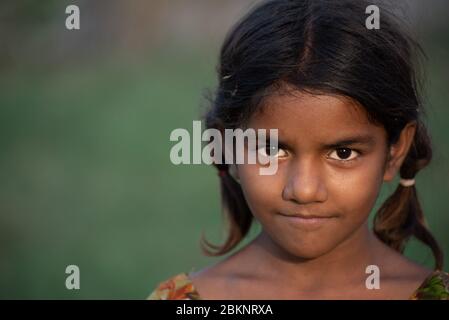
left=278, top=211, right=338, bottom=229
left=278, top=212, right=337, bottom=219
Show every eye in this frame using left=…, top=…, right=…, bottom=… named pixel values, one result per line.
left=328, top=148, right=360, bottom=162
left=257, top=144, right=288, bottom=160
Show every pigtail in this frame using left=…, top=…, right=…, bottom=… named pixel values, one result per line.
left=199, top=0, right=443, bottom=266
left=199, top=110, right=254, bottom=256
left=373, top=122, right=444, bottom=270
left=200, top=163, right=253, bottom=256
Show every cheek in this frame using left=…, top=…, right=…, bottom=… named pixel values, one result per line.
left=239, top=159, right=383, bottom=218
left=237, top=163, right=281, bottom=217
left=332, top=157, right=385, bottom=225
left=235, top=155, right=385, bottom=258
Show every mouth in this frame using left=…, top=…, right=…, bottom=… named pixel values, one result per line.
left=277, top=212, right=338, bottom=229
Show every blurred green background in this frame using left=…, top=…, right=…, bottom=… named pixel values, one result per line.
left=0, top=0, right=448, bottom=299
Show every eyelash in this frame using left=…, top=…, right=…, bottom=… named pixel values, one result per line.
left=256, top=145, right=362, bottom=164
left=327, top=148, right=362, bottom=164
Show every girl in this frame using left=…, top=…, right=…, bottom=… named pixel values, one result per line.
left=149, top=0, right=448, bottom=299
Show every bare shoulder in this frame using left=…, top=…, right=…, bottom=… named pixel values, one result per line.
left=189, top=246, right=260, bottom=299
left=188, top=260, right=240, bottom=299
left=375, top=240, right=433, bottom=292
left=189, top=260, right=231, bottom=284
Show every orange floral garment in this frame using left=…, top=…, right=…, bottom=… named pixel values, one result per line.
left=148, top=270, right=449, bottom=300
left=148, top=273, right=201, bottom=300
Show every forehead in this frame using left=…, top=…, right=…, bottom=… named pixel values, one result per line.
left=246, top=90, right=386, bottom=146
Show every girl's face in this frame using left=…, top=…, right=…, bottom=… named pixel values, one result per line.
left=236, top=91, right=391, bottom=259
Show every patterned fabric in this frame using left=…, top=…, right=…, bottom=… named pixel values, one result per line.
left=148, top=273, right=201, bottom=300
left=409, top=270, right=449, bottom=300
left=148, top=270, right=449, bottom=300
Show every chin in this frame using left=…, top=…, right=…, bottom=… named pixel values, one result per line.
left=277, top=237, right=338, bottom=260
left=289, top=246, right=332, bottom=260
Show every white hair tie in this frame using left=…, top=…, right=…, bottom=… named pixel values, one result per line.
left=400, top=178, right=415, bottom=187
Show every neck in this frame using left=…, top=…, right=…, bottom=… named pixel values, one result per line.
left=249, top=221, right=380, bottom=290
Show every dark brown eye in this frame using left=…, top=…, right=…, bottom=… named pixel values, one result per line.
left=257, top=144, right=287, bottom=159
left=329, top=148, right=359, bottom=161
left=266, top=145, right=277, bottom=156
left=337, top=148, right=351, bottom=159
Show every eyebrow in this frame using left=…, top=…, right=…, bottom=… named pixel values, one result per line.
left=320, top=134, right=376, bottom=149
left=261, top=132, right=377, bottom=149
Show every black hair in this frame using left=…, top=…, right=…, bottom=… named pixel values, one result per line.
left=201, top=0, right=443, bottom=270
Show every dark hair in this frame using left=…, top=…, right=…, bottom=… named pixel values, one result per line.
left=200, top=0, right=443, bottom=270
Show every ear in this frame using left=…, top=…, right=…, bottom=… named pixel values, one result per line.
left=383, top=121, right=417, bottom=182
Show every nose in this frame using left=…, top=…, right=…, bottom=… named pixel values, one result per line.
left=282, top=156, right=328, bottom=204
